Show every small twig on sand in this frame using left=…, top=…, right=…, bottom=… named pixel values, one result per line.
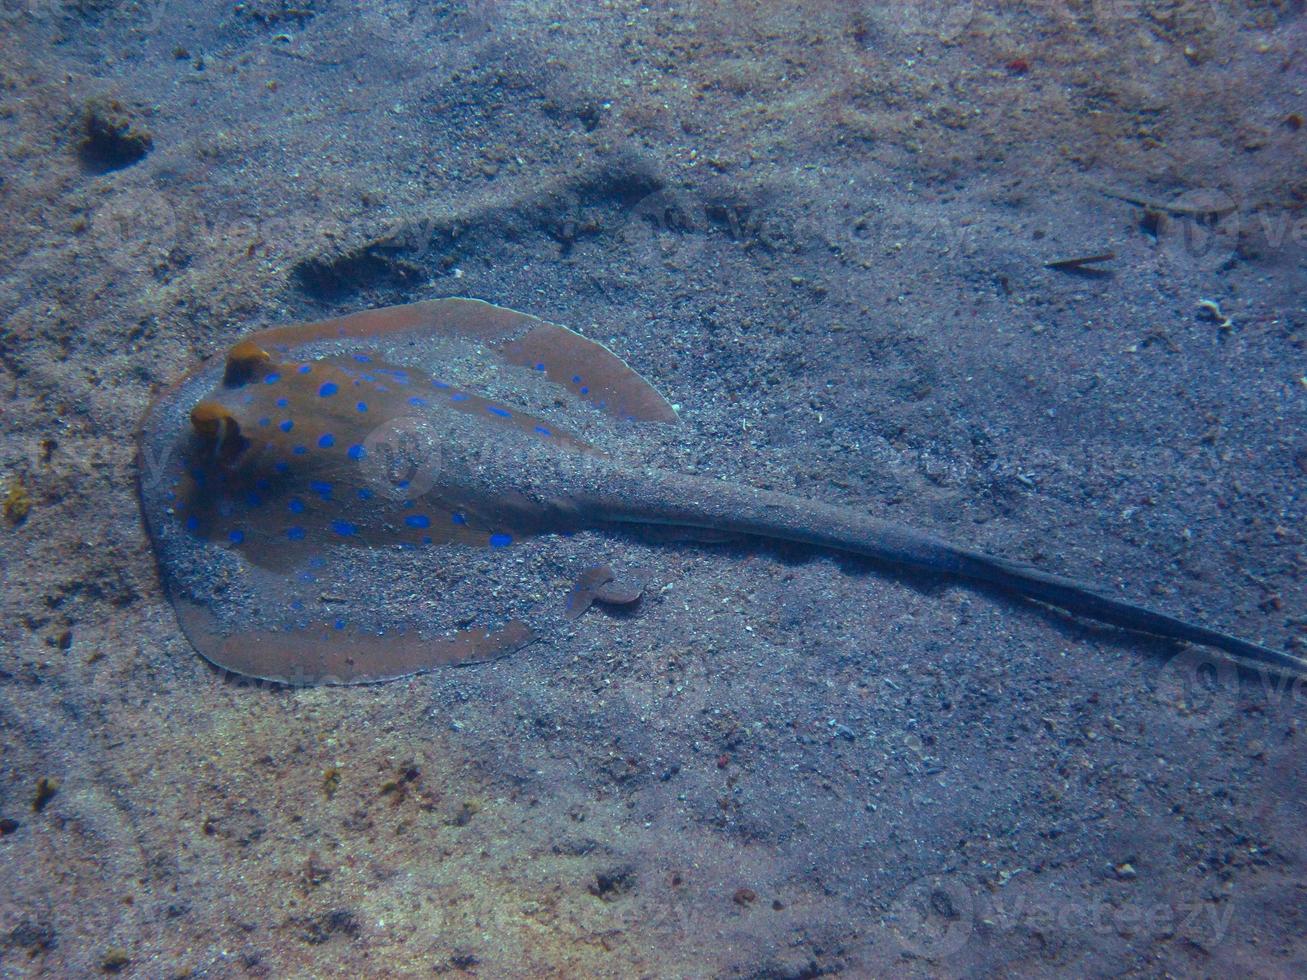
left=1092, top=185, right=1237, bottom=218
left=1044, top=251, right=1115, bottom=272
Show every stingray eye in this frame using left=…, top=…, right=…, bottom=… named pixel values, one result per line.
left=223, top=340, right=272, bottom=387
left=190, top=401, right=249, bottom=461
left=190, top=401, right=232, bottom=440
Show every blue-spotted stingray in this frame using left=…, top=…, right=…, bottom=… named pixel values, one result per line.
left=136, top=298, right=1306, bottom=684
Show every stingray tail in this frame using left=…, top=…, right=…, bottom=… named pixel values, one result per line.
left=584, top=469, right=1307, bottom=677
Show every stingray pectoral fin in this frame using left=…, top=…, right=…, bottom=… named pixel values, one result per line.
left=496, top=317, right=678, bottom=423
left=173, top=599, right=534, bottom=684
left=245, top=297, right=680, bottom=423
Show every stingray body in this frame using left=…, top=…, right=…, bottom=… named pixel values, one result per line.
left=137, top=299, right=1305, bottom=684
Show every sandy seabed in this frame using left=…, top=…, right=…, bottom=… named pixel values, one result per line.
left=1, top=2, right=1305, bottom=977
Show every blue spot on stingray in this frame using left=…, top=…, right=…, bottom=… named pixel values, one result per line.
left=297, top=364, right=312, bottom=374
left=318, top=382, right=338, bottom=397
left=487, top=406, right=511, bottom=418
left=408, top=396, right=427, bottom=407
left=333, top=618, right=346, bottom=630
left=534, top=425, right=552, bottom=437
left=357, top=487, right=373, bottom=501
left=356, top=401, right=368, bottom=413
left=184, top=515, right=200, bottom=532
left=451, top=393, right=468, bottom=402
left=229, top=529, right=245, bottom=544
left=279, top=419, right=294, bottom=433
left=276, top=397, right=289, bottom=409
left=572, top=375, right=582, bottom=383
left=264, top=373, right=281, bottom=385
left=452, top=513, right=467, bottom=525
left=318, top=433, right=335, bottom=448
left=489, top=533, right=512, bottom=548
left=165, top=490, right=176, bottom=502
left=287, top=526, right=305, bottom=541
left=244, top=492, right=264, bottom=508
left=348, top=444, right=366, bottom=461
left=310, top=481, right=333, bottom=498
left=405, top=514, right=430, bottom=528
left=580, top=386, right=589, bottom=395
left=535, top=362, right=546, bottom=371
left=396, top=480, right=410, bottom=491
left=331, top=520, right=357, bottom=537
left=354, top=353, right=371, bottom=363
left=293, top=445, right=308, bottom=455
left=290, top=599, right=304, bottom=611
left=258, top=416, right=270, bottom=427
left=433, top=380, right=450, bottom=389
left=274, top=461, right=290, bottom=474
left=288, top=497, right=305, bottom=514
